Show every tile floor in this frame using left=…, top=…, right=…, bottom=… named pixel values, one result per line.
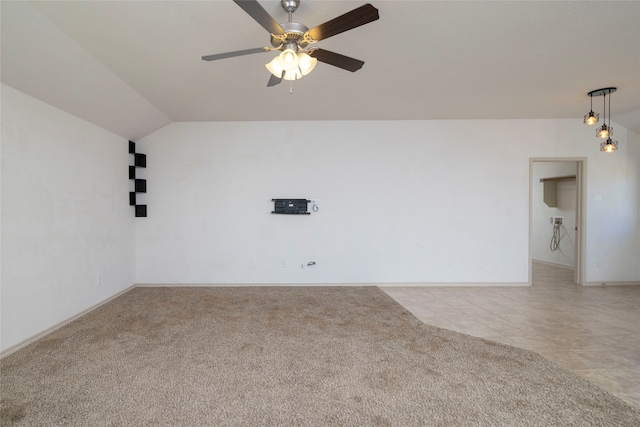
left=380, top=261, right=640, bottom=408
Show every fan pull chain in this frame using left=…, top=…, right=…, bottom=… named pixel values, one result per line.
left=290, top=80, right=293, bottom=95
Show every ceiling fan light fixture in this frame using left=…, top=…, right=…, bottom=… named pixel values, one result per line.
left=266, top=48, right=301, bottom=78
left=279, top=49, right=299, bottom=69
left=266, top=56, right=284, bottom=77
left=204, top=1, right=380, bottom=87
left=283, top=69, right=302, bottom=81
left=297, top=51, right=317, bottom=76
left=266, top=49, right=316, bottom=81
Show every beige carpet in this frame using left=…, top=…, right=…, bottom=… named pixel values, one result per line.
left=2, top=286, right=639, bottom=426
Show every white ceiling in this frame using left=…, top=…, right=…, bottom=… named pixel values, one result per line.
left=2, top=1, right=639, bottom=140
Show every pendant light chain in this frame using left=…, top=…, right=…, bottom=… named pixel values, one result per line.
left=608, top=90, right=611, bottom=129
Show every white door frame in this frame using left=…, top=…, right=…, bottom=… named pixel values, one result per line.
left=529, top=158, right=587, bottom=286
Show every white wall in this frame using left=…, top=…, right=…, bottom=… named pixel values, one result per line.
left=531, top=161, right=577, bottom=267
left=1, top=84, right=135, bottom=352
left=135, top=119, right=639, bottom=285
left=587, top=128, right=640, bottom=284
left=1, top=90, right=637, bottom=353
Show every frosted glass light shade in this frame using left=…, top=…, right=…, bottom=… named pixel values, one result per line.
left=265, top=56, right=284, bottom=78
left=279, top=49, right=298, bottom=70
left=283, top=69, right=302, bottom=81
left=266, top=49, right=316, bottom=81
left=297, top=52, right=317, bottom=76
left=266, top=48, right=300, bottom=79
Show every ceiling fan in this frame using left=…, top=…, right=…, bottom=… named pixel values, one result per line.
left=202, top=0, right=379, bottom=87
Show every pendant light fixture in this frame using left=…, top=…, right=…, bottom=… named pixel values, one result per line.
left=600, top=138, right=618, bottom=153
left=596, top=92, right=612, bottom=139
left=583, top=92, right=599, bottom=125
left=600, top=88, right=618, bottom=152
left=583, top=87, right=618, bottom=153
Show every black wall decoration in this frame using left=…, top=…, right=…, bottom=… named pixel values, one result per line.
left=129, top=141, right=147, bottom=217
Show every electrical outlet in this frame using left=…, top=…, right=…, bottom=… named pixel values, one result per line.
left=96, top=274, right=102, bottom=286
left=553, top=216, right=564, bottom=225
left=251, top=259, right=257, bottom=269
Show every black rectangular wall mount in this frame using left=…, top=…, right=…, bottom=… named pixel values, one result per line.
left=272, top=199, right=310, bottom=215
left=129, top=140, right=136, bottom=154
left=129, top=192, right=136, bottom=206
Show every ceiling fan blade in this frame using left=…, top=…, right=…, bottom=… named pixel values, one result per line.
left=306, top=3, right=379, bottom=42
left=267, top=71, right=284, bottom=87
left=233, top=0, right=285, bottom=35
left=309, top=49, right=365, bottom=72
left=202, top=47, right=267, bottom=61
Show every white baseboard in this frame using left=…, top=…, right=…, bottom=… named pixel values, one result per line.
left=136, top=282, right=531, bottom=288
left=0, top=284, right=136, bottom=359
left=135, top=283, right=374, bottom=287
left=583, top=281, right=640, bottom=287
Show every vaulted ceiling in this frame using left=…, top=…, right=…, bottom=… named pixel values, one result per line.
left=2, top=1, right=639, bottom=140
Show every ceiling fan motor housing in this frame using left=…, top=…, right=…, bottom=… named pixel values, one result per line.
left=270, top=22, right=310, bottom=48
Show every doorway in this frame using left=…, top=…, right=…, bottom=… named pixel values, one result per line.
left=529, top=159, right=586, bottom=286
